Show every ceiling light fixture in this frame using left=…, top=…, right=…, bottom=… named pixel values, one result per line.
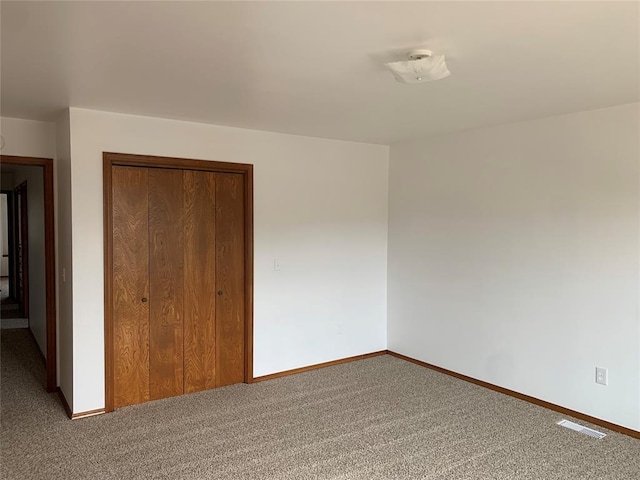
left=385, top=49, right=450, bottom=84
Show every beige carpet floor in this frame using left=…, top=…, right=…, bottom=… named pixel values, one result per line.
left=1, top=328, right=639, bottom=479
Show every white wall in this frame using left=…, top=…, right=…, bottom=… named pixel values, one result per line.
left=0, top=117, right=56, bottom=159
left=68, top=108, right=389, bottom=413
left=388, top=103, right=640, bottom=430
left=55, top=110, right=73, bottom=407
left=9, top=165, right=47, bottom=356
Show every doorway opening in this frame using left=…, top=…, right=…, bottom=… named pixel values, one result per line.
left=0, top=155, right=57, bottom=392
left=1, top=183, right=29, bottom=322
left=1, top=192, right=16, bottom=315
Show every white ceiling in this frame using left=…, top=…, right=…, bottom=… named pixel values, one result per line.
left=1, top=1, right=638, bottom=145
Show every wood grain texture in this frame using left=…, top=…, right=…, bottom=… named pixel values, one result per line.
left=104, top=156, right=114, bottom=411
left=183, top=170, right=217, bottom=393
left=104, top=152, right=252, bottom=174
left=104, top=152, right=254, bottom=410
left=148, top=169, right=184, bottom=400
left=215, top=173, right=245, bottom=387
left=112, top=166, right=150, bottom=408
left=243, top=171, right=254, bottom=383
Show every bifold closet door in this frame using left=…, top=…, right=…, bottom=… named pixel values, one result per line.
left=148, top=169, right=184, bottom=401
left=112, top=166, right=150, bottom=408
left=182, top=171, right=246, bottom=392
left=112, top=166, right=246, bottom=407
left=113, top=167, right=186, bottom=407
left=183, top=170, right=217, bottom=393
left=215, top=173, right=245, bottom=388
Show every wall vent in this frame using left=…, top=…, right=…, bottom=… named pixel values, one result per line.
left=557, top=420, right=606, bottom=439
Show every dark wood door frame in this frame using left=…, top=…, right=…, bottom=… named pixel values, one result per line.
left=103, top=152, right=254, bottom=413
left=0, top=155, right=57, bottom=392
left=15, top=181, right=30, bottom=319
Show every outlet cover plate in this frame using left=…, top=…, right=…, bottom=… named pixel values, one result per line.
left=595, top=367, right=608, bottom=386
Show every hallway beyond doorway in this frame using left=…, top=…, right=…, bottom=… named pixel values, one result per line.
left=0, top=155, right=57, bottom=392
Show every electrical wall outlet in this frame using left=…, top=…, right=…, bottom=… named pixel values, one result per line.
left=595, top=367, right=608, bottom=386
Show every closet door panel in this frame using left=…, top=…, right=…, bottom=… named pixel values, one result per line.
left=112, top=166, right=150, bottom=408
left=148, top=168, right=185, bottom=400
left=183, top=170, right=217, bottom=393
left=215, top=173, right=245, bottom=387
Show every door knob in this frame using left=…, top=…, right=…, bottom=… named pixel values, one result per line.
left=141, top=297, right=148, bottom=303
left=217, top=291, right=223, bottom=296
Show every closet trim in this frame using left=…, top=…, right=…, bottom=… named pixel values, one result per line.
left=103, top=152, right=254, bottom=413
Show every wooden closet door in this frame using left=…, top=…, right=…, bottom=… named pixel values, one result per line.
left=148, top=169, right=184, bottom=400
left=112, top=166, right=150, bottom=408
left=215, top=173, right=245, bottom=387
left=183, top=170, right=217, bottom=393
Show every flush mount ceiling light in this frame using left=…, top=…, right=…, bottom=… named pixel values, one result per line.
left=385, top=49, right=450, bottom=84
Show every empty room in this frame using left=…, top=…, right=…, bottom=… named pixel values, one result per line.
left=1, top=1, right=639, bottom=479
